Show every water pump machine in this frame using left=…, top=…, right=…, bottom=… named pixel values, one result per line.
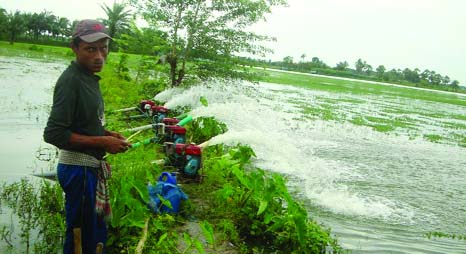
left=164, top=142, right=202, bottom=177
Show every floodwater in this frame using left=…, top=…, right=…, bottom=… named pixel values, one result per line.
left=1, top=56, right=465, bottom=253
left=0, top=56, right=64, bottom=181
left=155, top=81, right=466, bottom=253
left=0, top=56, right=65, bottom=251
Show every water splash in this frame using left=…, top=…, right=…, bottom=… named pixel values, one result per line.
left=155, top=80, right=466, bottom=231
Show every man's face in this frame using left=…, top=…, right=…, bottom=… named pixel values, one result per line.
left=72, top=39, right=109, bottom=74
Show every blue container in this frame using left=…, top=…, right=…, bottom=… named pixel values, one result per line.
left=147, top=172, right=188, bottom=214
left=159, top=172, right=177, bottom=185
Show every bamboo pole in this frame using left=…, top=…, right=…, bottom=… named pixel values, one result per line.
left=136, top=218, right=150, bottom=254
left=125, top=124, right=155, bottom=132
left=114, top=106, right=137, bottom=112
left=73, top=228, right=82, bottom=254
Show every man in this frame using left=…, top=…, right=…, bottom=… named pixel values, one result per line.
left=44, top=19, right=130, bottom=254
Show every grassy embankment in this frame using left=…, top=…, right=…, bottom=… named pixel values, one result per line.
left=0, top=41, right=343, bottom=253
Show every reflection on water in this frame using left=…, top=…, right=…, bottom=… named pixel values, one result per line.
left=156, top=81, right=466, bottom=254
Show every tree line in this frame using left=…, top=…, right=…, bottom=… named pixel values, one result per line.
left=1, top=0, right=287, bottom=88
left=0, top=8, right=75, bottom=44
left=0, top=3, right=133, bottom=49
left=1, top=1, right=461, bottom=92
left=245, top=55, right=462, bottom=92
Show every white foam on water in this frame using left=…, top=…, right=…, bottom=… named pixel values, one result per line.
left=155, top=82, right=408, bottom=220
left=155, top=80, right=466, bottom=232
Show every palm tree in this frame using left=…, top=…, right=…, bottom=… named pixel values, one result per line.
left=57, top=17, right=71, bottom=40
left=46, top=14, right=59, bottom=39
left=0, top=8, right=7, bottom=35
left=100, top=1, right=132, bottom=50
left=6, top=11, right=26, bottom=44
left=26, top=11, right=51, bottom=40
left=300, top=53, right=306, bottom=70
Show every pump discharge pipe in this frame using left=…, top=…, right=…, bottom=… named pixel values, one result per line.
left=125, top=115, right=193, bottom=133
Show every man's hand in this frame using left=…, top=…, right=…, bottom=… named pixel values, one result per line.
left=105, top=130, right=127, bottom=140
left=102, top=136, right=131, bottom=154
left=68, top=132, right=131, bottom=154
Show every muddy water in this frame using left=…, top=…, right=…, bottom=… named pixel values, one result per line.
left=0, top=57, right=65, bottom=251
left=0, top=56, right=65, bottom=182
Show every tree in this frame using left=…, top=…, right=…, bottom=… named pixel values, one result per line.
left=364, top=64, right=372, bottom=74
left=46, top=14, right=60, bottom=39
left=441, top=75, right=450, bottom=86
left=118, top=21, right=169, bottom=55
left=26, top=10, right=52, bottom=41
left=101, top=1, right=132, bottom=50
left=282, top=56, right=293, bottom=64
left=299, top=53, right=306, bottom=70
left=385, top=68, right=402, bottom=82
left=335, top=61, right=348, bottom=71
left=0, top=7, right=7, bottom=36
left=376, top=65, right=386, bottom=79
left=402, top=68, right=420, bottom=83
left=131, top=0, right=287, bottom=87
left=355, top=58, right=365, bottom=73
left=427, top=71, right=442, bottom=85
left=450, top=80, right=459, bottom=91
left=282, top=56, right=293, bottom=69
left=354, top=58, right=372, bottom=75
left=420, top=69, right=430, bottom=82
left=57, top=17, right=71, bottom=39
left=300, top=53, right=306, bottom=63
left=5, top=11, right=26, bottom=44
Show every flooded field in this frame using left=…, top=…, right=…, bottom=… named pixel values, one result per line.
left=0, top=56, right=65, bottom=182
left=156, top=81, right=466, bottom=253
left=0, top=56, right=65, bottom=251
left=1, top=56, right=465, bottom=253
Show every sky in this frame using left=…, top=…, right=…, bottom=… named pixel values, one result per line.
left=1, top=0, right=465, bottom=85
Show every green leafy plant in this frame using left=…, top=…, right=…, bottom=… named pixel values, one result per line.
left=426, top=231, right=466, bottom=241
left=199, top=96, right=208, bottom=107
left=187, top=116, right=228, bottom=144
left=28, top=44, right=43, bottom=52
left=203, top=144, right=341, bottom=253
left=1, top=178, right=64, bottom=254
left=33, top=180, right=65, bottom=254
left=0, top=225, right=13, bottom=249
left=1, top=179, right=37, bottom=254
left=115, top=53, right=131, bottom=81
left=180, top=232, right=205, bottom=254
left=200, top=221, right=215, bottom=249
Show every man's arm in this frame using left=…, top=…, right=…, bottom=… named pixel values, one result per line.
left=105, top=130, right=126, bottom=140
left=44, top=75, right=77, bottom=149
left=69, top=132, right=130, bottom=154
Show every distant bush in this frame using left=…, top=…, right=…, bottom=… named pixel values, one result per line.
left=28, top=44, right=43, bottom=52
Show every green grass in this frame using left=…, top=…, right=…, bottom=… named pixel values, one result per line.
left=0, top=41, right=73, bottom=60
left=0, top=41, right=146, bottom=68
left=253, top=67, right=466, bottom=146
left=256, top=68, right=466, bottom=107
left=424, top=134, right=444, bottom=143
